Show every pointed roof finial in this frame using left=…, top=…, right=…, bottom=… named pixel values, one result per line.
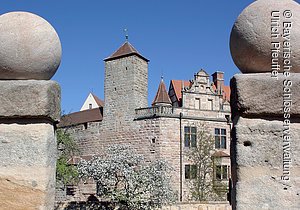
left=124, top=28, right=128, bottom=41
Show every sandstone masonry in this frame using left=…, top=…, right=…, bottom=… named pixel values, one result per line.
left=58, top=41, right=231, bottom=204
left=230, top=74, right=300, bottom=209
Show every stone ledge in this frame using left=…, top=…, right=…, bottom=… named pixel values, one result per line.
left=230, top=73, right=300, bottom=117
left=0, top=80, right=60, bottom=122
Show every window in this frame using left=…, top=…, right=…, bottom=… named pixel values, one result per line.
left=89, top=103, right=92, bottom=109
left=215, top=165, right=229, bottom=180
left=195, top=98, right=200, bottom=109
left=151, top=138, right=156, bottom=144
left=215, top=128, right=226, bottom=149
left=84, top=122, right=88, bottom=130
left=184, top=126, right=197, bottom=147
left=185, top=165, right=197, bottom=179
left=208, top=99, right=213, bottom=110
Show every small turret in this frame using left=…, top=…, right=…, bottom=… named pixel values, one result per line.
left=152, top=77, right=172, bottom=107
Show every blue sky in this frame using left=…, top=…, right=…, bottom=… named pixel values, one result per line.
left=1, top=0, right=254, bottom=113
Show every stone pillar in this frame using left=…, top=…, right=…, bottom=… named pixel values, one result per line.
left=229, top=0, right=300, bottom=209
left=230, top=74, right=300, bottom=209
left=0, top=12, right=61, bottom=209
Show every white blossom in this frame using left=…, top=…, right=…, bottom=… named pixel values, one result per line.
left=77, top=144, right=176, bottom=209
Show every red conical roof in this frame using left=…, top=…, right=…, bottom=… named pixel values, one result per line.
left=152, top=78, right=172, bottom=106
left=104, top=41, right=149, bottom=62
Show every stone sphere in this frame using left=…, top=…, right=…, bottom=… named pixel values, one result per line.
left=0, top=12, right=62, bottom=80
left=230, top=0, right=300, bottom=73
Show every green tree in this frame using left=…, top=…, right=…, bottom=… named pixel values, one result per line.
left=56, top=129, right=79, bottom=186
left=78, top=145, right=176, bottom=209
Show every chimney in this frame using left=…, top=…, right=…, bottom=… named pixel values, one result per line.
left=212, top=71, right=224, bottom=95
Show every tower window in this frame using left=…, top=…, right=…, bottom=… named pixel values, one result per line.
left=151, top=138, right=156, bottom=144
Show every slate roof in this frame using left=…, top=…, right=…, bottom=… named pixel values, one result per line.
left=104, top=41, right=149, bottom=62
left=152, top=79, right=172, bottom=106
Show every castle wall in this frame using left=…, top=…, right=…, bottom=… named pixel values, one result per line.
left=57, top=44, right=232, bottom=205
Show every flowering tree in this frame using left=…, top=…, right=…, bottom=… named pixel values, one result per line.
left=187, top=124, right=227, bottom=201
left=78, top=145, right=176, bottom=209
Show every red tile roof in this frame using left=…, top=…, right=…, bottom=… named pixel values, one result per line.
left=104, top=41, right=149, bottom=62
left=170, top=80, right=191, bottom=103
left=58, top=107, right=103, bottom=128
left=152, top=79, right=172, bottom=106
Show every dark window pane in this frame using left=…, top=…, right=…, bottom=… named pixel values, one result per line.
left=215, top=128, right=220, bottom=135
left=184, top=134, right=190, bottom=147
left=221, top=136, right=226, bottom=149
left=185, top=165, right=190, bottom=179
left=191, top=134, right=197, bottom=147
left=222, top=166, right=228, bottom=180
left=191, top=127, right=197, bottom=134
left=215, top=136, right=220, bottom=148
left=184, top=126, right=190, bottom=133
left=216, top=165, right=221, bottom=180
left=221, top=129, right=226, bottom=135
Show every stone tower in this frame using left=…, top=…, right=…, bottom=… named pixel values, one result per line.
left=103, top=41, right=149, bottom=129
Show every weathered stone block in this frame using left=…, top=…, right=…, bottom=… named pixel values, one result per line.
left=231, top=117, right=300, bottom=209
left=0, top=80, right=60, bottom=122
left=0, top=123, right=56, bottom=210
left=231, top=73, right=300, bottom=117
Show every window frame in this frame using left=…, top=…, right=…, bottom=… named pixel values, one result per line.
left=184, top=126, right=197, bottom=148
left=185, top=164, right=197, bottom=179
left=215, top=165, right=229, bottom=180
left=214, top=128, right=226, bottom=149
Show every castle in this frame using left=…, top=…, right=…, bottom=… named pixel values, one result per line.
left=58, top=41, right=231, bottom=202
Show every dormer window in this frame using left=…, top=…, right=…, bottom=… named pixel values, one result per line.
left=89, top=103, right=92, bottom=109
